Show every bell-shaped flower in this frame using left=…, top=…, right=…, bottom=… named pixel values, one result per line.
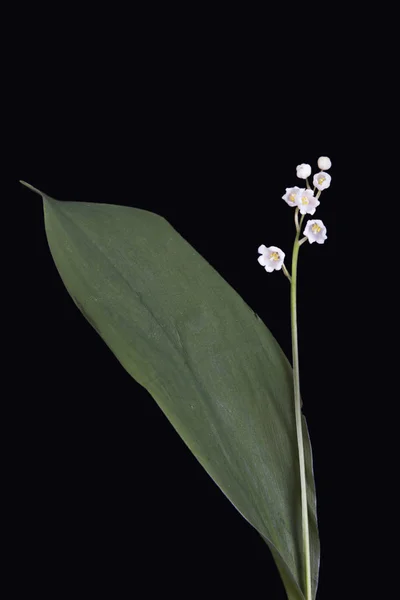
left=258, top=245, right=285, bottom=272
left=296, top=189, right=320, bottom=215
left=296, top=163, right=312, bottom=179
left=313, top=171, right=331, bottom=191
left=282, top=186, right=301, bottom=207
left=304, top=219, right=328, bottom=244
left=317, top=156, right=332, bottom=170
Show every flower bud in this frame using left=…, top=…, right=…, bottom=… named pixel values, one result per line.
left=296, top=164, right=312, bottom=179
left=317, top=156, right=332, bottom=170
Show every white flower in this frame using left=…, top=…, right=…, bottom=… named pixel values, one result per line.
left=313, top=171, right=331, bottom=191
left=258, top=245, right=285, bottom=272
left=296, top=163, right=312, bottom=179
left=317, top=156, right=332, bottom=170
left=282, top=186, right=302, bottom=207
left=304, top=219, right=328, bottom=244
left=295, top=189, right=320, bottom=215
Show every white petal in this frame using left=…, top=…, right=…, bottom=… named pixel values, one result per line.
left=304, top=222, right=312, bottom=233
left=269, top=245, right=284, bottom=254
left=258, top=255, right=268, bottom=266
left=258, top=244, right=268, bottom=254
left=265, top=265, right=274, bottom=272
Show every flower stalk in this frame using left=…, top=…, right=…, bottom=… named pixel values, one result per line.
left=282, top=263, right=292, bottom=282
left=294, top=207, right=300, bottom=232
left=291, top=214, right=312, bottom=600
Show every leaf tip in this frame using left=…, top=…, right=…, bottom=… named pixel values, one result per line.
left=19, top=181, right=45, bottom=197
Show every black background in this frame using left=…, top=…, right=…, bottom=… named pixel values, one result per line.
left=7, top=13, right=360, bottom=600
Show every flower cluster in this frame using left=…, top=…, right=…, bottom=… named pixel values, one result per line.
left=258, top=156, right=331, bottom=274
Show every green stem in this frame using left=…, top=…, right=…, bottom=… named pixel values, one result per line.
left=291, top=216, right=312, bottom=600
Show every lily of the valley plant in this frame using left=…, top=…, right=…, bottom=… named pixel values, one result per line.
left=258, top=156, right=331, bottom=599
left=21, top=156, right=331, bottom=600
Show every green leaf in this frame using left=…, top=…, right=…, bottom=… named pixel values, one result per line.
left=25, top=182, right=319, bottom=599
